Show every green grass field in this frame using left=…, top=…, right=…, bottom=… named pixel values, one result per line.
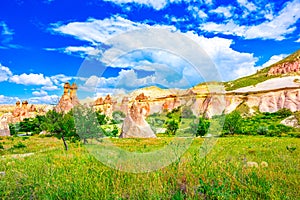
left=0, top=135, right=299, bottom=199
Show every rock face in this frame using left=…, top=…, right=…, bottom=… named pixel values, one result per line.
left=55, top=82, right=80, bottom=113
left=268, top=60, right=300, bottom=76
left=281, top=115, right=300, bottom=128
left=94, top=95, right=114, bottom=117
left=120, top=93, right=156, bottom=138
left=162, top=95, right=181, bottom=111
left=0, top=117, right=10, bottom=136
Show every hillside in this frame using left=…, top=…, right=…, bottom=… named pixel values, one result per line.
left=224, top=49, right=300, bottom=91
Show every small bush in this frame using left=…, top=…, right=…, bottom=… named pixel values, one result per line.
left=0, top=143, right=4, bottom=150
left=13, top=142, right=26, bottom=149
left=257, top=126, right=268, bottom=135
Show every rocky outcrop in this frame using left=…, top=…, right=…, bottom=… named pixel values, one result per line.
left=162, top=95, right=181, bottom=112
left=55, top=82, right=80, bottom=113
left=0, top=100, right=40, bottom=136
left=281, top=115, right=300, bottom=128
left=94, top=95, right=114, bottom=117
left=0, top=116, right=10, bottom=136
left=268, top=60, right=300, bottom=76
left=120, top=93, right=156, bottom=138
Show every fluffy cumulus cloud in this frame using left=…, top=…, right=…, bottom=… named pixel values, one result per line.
left=0, top=95, right=19, bottom=104
left=9, top=73, right=53, bottom=86
left=261, top=54, right=288, bottom=68
left=50, top=15, right=267, bottom=85
left=32, top=90, right=48, bottom=97
left=237, top=0, right=257, bottom=12
left=50, top=16, right=175, bottom=51
left=29, top=95, right=60, bottom=104
left=210, top=6, right=234, bottom=18
left=0, top=64, right=13, bottom=82
left=51, top=16, right=147, bottom=45
left=184, top=31, right=259, bottom=81
left=200, top=0, right=300, bottom=40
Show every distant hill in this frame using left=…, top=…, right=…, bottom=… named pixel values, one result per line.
left=224, top=49, right=300, bottom=91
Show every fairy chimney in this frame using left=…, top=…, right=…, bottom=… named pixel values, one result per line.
left=120, top=93, right=156, bottom=138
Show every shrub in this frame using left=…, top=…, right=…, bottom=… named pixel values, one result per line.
left=223, top=111, right=242, bottom=135
left=0, top=143, right=4, bottom=150
left=13, top=142, right=26, bottom=149
left=194, top=117, right=210, bottom=137
left=257, top=126, right=268, bottom=135
left=165, top=119, right=179, bottom=135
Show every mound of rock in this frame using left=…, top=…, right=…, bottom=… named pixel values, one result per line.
left=120, top=93, right=156, bottom=138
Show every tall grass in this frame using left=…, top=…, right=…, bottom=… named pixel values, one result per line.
left=0, top=136, right=299, bottom=199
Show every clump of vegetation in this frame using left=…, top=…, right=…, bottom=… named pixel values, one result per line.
left=12, top=142, right=26, bottom=149
left=190, top=117, right=210, bottom=137
left=165, top=119, right=179, bottom=135
left=223, top=111, right=242, bottom=135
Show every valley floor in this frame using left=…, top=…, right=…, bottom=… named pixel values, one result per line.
left=0, top=135, right=299, bottom=199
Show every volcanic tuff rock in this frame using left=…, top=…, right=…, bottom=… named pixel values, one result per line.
left=55, top=82, right=80, bottom=113
left=0, top=101, right=42, bottom=136
left=120, top=93, right=156, bottom=138
left=268, top=60, right=300, bottom=76
left=267, top=50, right=300, bottom=76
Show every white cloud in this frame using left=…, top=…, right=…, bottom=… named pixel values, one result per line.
left=296, top=38, right=300, bottom=43
left=201, top=0, right=300, bottom=40
left=261, top=54, right=288, bottom=68
left=29, top=95, right=60, bottom=104
left=0, top=95, right=19, bottom=104
left=51, top=16, right=147, bottom=45
left=102, top=0, right=192, bottom=10
left=64, top=46, right=102, bottom=56
left=0, top=21, right=14, bottom=36
left=184, top=31, right=259, bottom=80
left=197, top=10, right=208, bottom=19
left=0, top=64, right=13, bottom=82
left=41, top=85, right=59, bottom=91
left=32, top=90, right=48, bottom=97
left=210, top=6, right=233, bottom=18
left=9, top=73, right=53, bottom=86
left=237, top=0, right=257, bottom=12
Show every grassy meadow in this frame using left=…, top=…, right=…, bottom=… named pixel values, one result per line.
left=0, top=135, right=299, bottom=199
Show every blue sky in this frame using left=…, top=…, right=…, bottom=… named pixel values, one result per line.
left=0, top=0, right=299, bottom=104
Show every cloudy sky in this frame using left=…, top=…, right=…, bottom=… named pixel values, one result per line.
left=0, top=0, right=299, bottom=104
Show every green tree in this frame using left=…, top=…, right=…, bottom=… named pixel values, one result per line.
left=41, top=110, right=76, bottom=150
left=112, top=111, right=126, bottom=124
left=195, top=117, right=210, bottom=137
left=95, top=111, right=108, bottom=125
left=73, top=106, right=104, bottom=143
left=165, top=119, right=179, bottom=135
left=223, top=111, right=242, bottom=135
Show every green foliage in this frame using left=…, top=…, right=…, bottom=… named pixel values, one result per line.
left=239, top=109, right=295, bottom=137
left=95, top=111, right=108, bottom=125
left=104, top=125, right=119, bottom=137
left=13, top=142, right=26, bottom=149
left=223, top=111, right=242, bottom=135
left=192, top=117, right=210, bottom=137
left=73, top=106, right=104, bottom=143
left=181, top=106, right=196, bottom=119
left=276, top=108, right=292, bottom=118
left=257, top=126, right=268, bottom=135
left=8, top=123, right=18, bottom=135
left=112, top=111, right=126, bottom=124
left=197, top=177, right=234, bottom=199
left=166, top=107, right=182, bottom=122
left=0, top=143, right=4, bottom=150
left=165, top=119, right=179, bottom=135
